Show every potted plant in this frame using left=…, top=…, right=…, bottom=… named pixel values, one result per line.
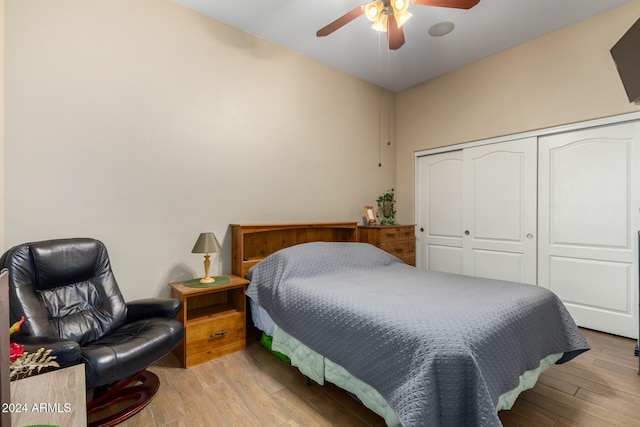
left=376, top=189, right=396, bottom=225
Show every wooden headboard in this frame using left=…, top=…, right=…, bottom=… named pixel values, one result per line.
left=231, top=222, right=358, bottom=278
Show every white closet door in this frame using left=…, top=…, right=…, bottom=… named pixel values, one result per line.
left=416, top=151, right=463, bottom=273
left=462, top=138, right=538, bottom=284
left=539, top=122, right=640, bottom=338
left=416, top=139, right=537, bottom=282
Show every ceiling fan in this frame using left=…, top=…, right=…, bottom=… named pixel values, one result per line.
left=316, top=0, right=480, bottom=50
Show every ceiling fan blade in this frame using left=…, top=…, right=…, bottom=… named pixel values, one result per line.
left=413, top=0, right=480, bottom=9
left=387, top=15, right=405, bottom=50
left=316, top=4, right=366, bottom=37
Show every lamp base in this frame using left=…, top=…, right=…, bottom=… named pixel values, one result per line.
left=199, top=276, right=215, bottom=284
left=184, top=277, right=230, bottom=288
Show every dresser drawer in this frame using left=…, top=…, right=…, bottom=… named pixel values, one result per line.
left=358, top=225, right=416, bottom=265
left=399, top=254, right=416, bottom=266
left=379, top=240, right=415, bottom=260
left=375, top=226, right=415, bottom=243
left=186, top=312, right=245, bottom=354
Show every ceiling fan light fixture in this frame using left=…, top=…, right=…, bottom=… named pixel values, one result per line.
left=391, top=0, right=410, bottom=15
left=316, top=0, right=477, bottom=49
left=371, top=13, right=388, bottom=32
left=396, top=10, right=413, bottom=28
left=365, top=0, right=384, bottom=22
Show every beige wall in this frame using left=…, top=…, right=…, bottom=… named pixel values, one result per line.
left=6, top=0, right=640, bottom=298
left=395, top=0, right=640, bottom=224
left=3, top=0, right=396, bottom=299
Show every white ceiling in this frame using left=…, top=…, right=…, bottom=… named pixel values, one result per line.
left=171, top=0, right=634, bottom=92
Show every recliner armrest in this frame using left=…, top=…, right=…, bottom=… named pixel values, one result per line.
left=11, top=335, right=82, bottom=368
left=126, top=298, right=181, bottom=322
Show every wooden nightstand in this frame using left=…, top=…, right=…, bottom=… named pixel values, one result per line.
left=169, top=275, right=249, bottom=368
left=358, top=225, right=416, bottom=266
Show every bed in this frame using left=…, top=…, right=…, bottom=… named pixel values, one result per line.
left=231, top=223, right=589, bottom=427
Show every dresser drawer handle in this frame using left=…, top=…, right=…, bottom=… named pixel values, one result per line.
left=210, top=330, right=228, bottom=339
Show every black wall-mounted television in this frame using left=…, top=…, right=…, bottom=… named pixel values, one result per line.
left=611, top=17, right=640, bottom=104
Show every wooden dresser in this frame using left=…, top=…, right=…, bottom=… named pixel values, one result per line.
left=358, top=225, right=416, bottom=266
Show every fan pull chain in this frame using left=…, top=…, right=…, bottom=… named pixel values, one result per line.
left=378, top=89, right=382, bottom=167
left=388, top=113, right=391, bottom=145
left=386, top=45, right=391, bottom=148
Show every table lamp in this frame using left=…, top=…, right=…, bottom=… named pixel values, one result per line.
left=191, top=232, right=222, bottom=284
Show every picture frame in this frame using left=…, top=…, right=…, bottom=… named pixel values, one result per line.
left=364, top=205, right=377, bottom=224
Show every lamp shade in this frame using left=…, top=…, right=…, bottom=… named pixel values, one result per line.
left=191, top=232, right=222, bottom=254
left=391, top=0, right=409, bottom=15
left=365, top=0, right=383, bottom=22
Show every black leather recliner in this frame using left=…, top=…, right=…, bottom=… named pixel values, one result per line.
left=0, top=238, right=185, bottom=426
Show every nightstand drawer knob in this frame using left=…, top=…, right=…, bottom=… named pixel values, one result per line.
left=210, top=330, right=228, bottom=339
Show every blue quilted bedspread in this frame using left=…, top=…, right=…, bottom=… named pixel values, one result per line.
left=246, top=242, right=589, bottom=427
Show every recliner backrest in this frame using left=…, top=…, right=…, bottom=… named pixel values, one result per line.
left=1, top=238, right=128, bottom=345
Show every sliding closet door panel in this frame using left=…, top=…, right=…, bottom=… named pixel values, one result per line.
left=473, top=250, right=525, bottom=282
left=550, top=142, right=629, bottom=248
left=462, top=138, right=537, bottom=284
left=472, top=153, right=522, bottom=241
left=549, top=257, right=630, bottom=312
left=539, top=121, right=640, bottom=338
left=428, top=246, right=464, bottom=274
left=416, top=151, right=463, bottom=273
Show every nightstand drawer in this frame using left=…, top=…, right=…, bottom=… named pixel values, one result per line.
left=186, top=313, right=245, bottom=353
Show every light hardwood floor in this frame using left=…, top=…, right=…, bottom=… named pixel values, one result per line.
left=114, top=328, right=640, bottom=427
